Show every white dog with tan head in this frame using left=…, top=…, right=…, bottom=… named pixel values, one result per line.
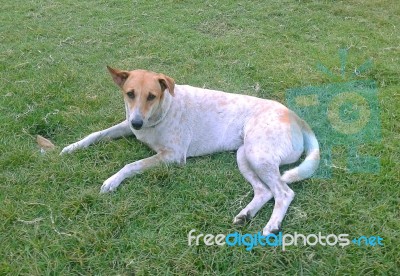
left=61, top=67, right=320, bottom=236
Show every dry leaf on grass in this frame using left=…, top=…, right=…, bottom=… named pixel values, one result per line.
left=36, top=135, right=56, bottom=151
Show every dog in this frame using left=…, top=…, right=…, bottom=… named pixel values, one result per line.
left=61, top=66, right=320, bottom=236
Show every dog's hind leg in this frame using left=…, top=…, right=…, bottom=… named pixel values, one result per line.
left=61, top=120, right=132, bottom=154
left=258, top=167, right=294, bottom=236
left=244, top=144, right=295, bottom=236
left=233, top=146, right=274, bottom=225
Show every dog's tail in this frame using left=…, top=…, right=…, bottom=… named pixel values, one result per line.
left=281, top=123, right=320, bottom=184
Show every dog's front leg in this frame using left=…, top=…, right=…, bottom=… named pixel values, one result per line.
left=60, top=121, right=132, bottom=154
left=100, top=151, right=181, bottom=193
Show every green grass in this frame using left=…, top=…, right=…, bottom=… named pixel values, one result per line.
left=1, top=0, right=399, bottom=274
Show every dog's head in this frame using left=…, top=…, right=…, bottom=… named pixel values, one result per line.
left=107, top=66, right=175, bottom=130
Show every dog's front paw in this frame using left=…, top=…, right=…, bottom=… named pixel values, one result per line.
left=60, top=143, right=80, bottom=155
left=100, top=175, right=122, bottom=193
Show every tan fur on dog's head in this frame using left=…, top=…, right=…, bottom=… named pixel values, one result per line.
left=107, top=66, right=175, bottom=130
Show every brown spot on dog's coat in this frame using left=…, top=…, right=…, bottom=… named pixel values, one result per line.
left=279, top=108, right=291, bottom=124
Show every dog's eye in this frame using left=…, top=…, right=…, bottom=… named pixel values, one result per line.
left=126, top=91, right=135, bottom=99
left=147, top=93, right=156, bottom=101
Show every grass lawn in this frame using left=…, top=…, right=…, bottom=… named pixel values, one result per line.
left=1, top=0, right=399, bottom=274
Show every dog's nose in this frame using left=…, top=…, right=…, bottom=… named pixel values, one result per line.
left=131, top=119, right=143, bottom=130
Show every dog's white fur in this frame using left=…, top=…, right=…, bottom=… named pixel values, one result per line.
left=61, top=67, right=320, bottom=235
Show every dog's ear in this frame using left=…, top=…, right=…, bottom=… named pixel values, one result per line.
left=107, top=66, right=130, bottom=88
left=158, top=74, right=175, bottom=96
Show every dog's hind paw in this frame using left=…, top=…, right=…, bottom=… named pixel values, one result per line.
left=233, top=212, right=251, bottom=225
left=262, top=222, right=281, bottom=236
